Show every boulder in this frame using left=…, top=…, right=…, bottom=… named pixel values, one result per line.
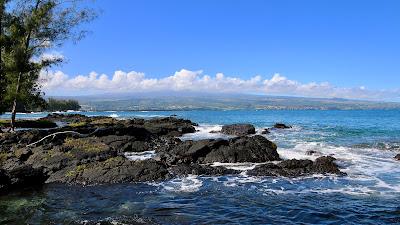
left=305, top=150, right=320, bottom=156
left=247, top=156, right=344, bottom=177
left=169, top=163, right=239, bottom=176
left=261, top=129, right=270, bottom=134
left=1, top=157, right=48, bottom=190
left=394, top=154, right=400, bottom=160
left=273, top=123, right=292, bottom=129
left=47, top=157, right=170, bottom=184
left=0, top=169, right=10, bottom=192
left=221, top=124, right=256, bottom=136
left=41, top=113, right=90, bottom=123
left=0, top=119, right=57, bottom=129
left=202, top=135, right=280, bottom=163
left=159, top=135, right=280, bottom=164
left=143, top=117, right=197, bottom=136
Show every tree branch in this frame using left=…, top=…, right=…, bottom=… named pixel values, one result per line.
left=26, top=127, right=99, bottom=147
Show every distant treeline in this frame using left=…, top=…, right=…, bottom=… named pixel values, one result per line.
left=46, top=98, right=81, bottom=112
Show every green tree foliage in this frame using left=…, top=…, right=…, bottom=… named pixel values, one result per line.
left=0, top=0, right=95, bottom=130
left=0, top=0, right=10, bottom=114
left=46, top=98, right=80, bottom=111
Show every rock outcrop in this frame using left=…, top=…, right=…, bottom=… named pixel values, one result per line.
left=46, top=157, right=170, bottom=184
left=247, top=156, right=344, bottom=177
left=0, top=114, right=346, bottom=194
left=221, top=124, right=256, bottom=136
left=273, top=123, right=292, bottom=129
left=158, top=135, right=280, bottom=165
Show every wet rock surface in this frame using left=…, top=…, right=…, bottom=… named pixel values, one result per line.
left=221, top=124, right=256, bottom=136
left=247, top=156, right=345, bottom=177
left=395, top=154, right=400, bottom=160
left=0, top=119, right=57, bottom=129
left=273, top=123, right=292, bottom=129
left=169, top=163, right=240, bottom=176
left=157, top=135, right=280, bottom=164
left=0, top=114, right=346, bottom=194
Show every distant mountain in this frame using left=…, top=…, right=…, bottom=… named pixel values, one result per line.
left=48, top=93, right=400, bottom=111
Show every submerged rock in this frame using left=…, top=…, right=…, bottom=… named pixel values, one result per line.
left=247, top=156, right=344, bottom=177
left=221, top=124, right=256, bottom=136
left=273, top=123, right=292, bottom=129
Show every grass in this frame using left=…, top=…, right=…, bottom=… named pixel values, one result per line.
left=64, top=137, right=109, bottom=153
left=90, top=118, right=116, bottom=125
left=104, top=156, right=123, bottom=165
left=0, top=152, right=7, bottom=164
left=68, top=121, right=87, bottom=127
left=66, top=164, right=87, bottom=177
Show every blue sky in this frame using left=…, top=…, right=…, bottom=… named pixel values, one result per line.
left=42, top=0, right=400, bottom=100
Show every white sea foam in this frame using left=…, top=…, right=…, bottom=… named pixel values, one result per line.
left=180, top=124, right=233, bottom=141
left=121, top=119, right=400, bottom=196
left=273, top=142, right=400, bottom=195
left=124, top=151, right=156, bottom=161
left=109, top=113, right=119, bottom=118
left=211, top=162, right=270, bottom=171
left=161, top=175, right=203, bottom=192
left=194, top=131, right=400, bottom=196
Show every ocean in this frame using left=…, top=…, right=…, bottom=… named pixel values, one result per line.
left=1, top=110, right=400, bottom=224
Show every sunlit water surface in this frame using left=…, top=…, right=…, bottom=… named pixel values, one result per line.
left=1, top=110, right=400, bottom=224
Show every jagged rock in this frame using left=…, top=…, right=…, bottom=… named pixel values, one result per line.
left=143, top=117, right=197, bottom=136
left=0, top=169, right=10, bottom=192
left=0, top=114, right=347, bottom=196
left=47, top=157, right=170, bottom=184
left=305, top=150, right=320, bottom=156
left=1, top=157, right=48, bottom=191
left=41, top=113, right=91, bottom=123
left=221, top=124, right=256, bottom=136
left=273, top=123, right=292, bottom=129
left=159, top=135, right=280, bottom=165
left=0, top=119, right=57, bottom=129
left=247, top=156, right=344, bottom=177
left=169, top=163, right=239, bottom=176
left=261, top=129, right=270, bottom=134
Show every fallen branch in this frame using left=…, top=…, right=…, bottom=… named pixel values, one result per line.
left=26, top=128, right=100, bottom=148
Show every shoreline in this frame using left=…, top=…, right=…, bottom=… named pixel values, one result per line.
left=0, top=113, right=345, bottom=194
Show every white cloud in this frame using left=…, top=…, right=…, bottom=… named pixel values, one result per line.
left=39, top=69, right=400, bottom=101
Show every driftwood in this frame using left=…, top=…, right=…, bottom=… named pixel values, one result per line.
left=26, top=128, right=100, bottom=148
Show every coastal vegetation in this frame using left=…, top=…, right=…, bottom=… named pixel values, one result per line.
left=0, top=0, right=95, bottom=130
left=45, top=98, right=81, bottom=112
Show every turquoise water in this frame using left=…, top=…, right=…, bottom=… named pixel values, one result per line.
left=1, top=110, right=400, bottom=224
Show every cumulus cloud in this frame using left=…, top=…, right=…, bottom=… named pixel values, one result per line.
left=38, top=69, right=400, bottom=101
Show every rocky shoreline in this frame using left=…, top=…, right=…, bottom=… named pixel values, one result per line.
left=0, top=114, right=345, bottom=194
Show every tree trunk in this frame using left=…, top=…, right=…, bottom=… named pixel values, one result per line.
left=10, top=72, right=22, bottom=131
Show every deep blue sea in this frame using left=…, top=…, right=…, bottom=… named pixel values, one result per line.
left=1, top=110, right=400, bottom=224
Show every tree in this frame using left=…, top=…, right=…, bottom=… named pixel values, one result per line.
left=0, top=0, right=10, bottom=114
left=46, top=98, right=81, bottom=111
left=1, top=0, right=95, bottom=131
